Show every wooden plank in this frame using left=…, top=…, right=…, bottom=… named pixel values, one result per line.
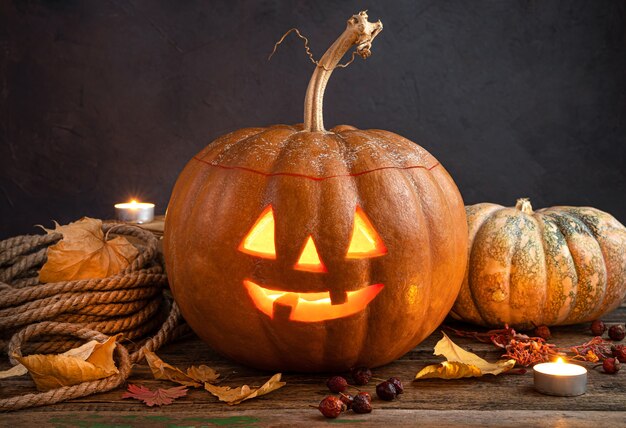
left=1, top=409, right=626, bottom=427
left=1, top=304, right=624, bottom=425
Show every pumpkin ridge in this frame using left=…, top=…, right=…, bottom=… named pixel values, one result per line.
left=570, top=208, right=626, bottom=316
left=509, top=212, right=548, bottom=327
left=503, top=214, right=525, bottom=326
left=480, top=210, right=524, bottom=326
left=559, top=209, right=609, bottom=287
left=545, top=212, right=590, bottom=324
left=349, top=156, right=382, bottom=365
left=557, top=211, right=608, bottom=321
left=195, top=127, right=264, bottom=158
left=468, top=206, right=509, bottom=326
left=402, top=169, right=436, bottom=342
left=329, top=131, right=377, bottom=366
left=195, top=127, right=269, bottom=161
left=328, top=130, right=364, bottom=180
left=209, top=126, right=298, bottom=168
left=327, top=131, right=352, bottom=165
left=559, top=208, right=607, bottom=240
left=428, top=166, right=468, bottom=330
left=534, top=212, right=575, bottom=325
left=532, top=212, right=552, bottom=325
left=343, top=129, right=414, bottom=182
left=366, top=129, right=436, bottom=161
left=425, top=169, right=457, bottom=312
left=265, top=129, right=306, bottom=180
left=344, top=129, right=438, bottom=170
left=542, top=211, right=580, bottom=324
left=450, top=203, right=502, bottom=325
left=191, top=157, right=441, bottom=181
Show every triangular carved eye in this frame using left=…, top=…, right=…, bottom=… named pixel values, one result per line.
left=294, top=236, right=327, bottom=273
left=346, top=206, right=387, bottom=259
left=239, top=205, right=276, bottom=259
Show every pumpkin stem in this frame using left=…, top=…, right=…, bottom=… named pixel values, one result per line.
left=515, top=198, right=534, bottom=214
left=303, top=11, right=382, bottom=132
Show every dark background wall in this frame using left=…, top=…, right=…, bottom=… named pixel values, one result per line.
left=1, top=0, right=625, bottom=239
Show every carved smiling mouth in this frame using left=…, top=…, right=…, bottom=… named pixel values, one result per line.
left=244, top=280, right=384, bottom=323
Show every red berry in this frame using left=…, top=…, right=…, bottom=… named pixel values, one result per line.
left=376, top=381, right=397, bottom=401
left=339, top=393, right=353, bottom=410
left=352, top=394, right=372, bottom=414
left=533, top=325, right=551, bottom=340
left=326, top=376, right=348, bottom=393
left=612, top=345, right=626, bottom=363
left=356, top=391, right=371, bottom=401
left=351, top=367, right=372, bottom=385
left=590, top=320, right=606, bottom=336
left=387, top=377, right=404, bottom=394
left=608, top=324, right=626, bottom=341
left=318, top=396, right=345, bottom=418
left=602, top=357, right=621, bottom=374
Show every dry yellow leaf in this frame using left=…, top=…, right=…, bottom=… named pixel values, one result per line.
left=415, top=332, right=515, bottom=380
left=415, top=361, right=483, bottom=380
left=144, top=349, right=219, bottom=387
left=144, top=349, right=199, bottom=387
left=85, top=335, right=119, bottom=373
left=204, top=373, right=285, bottom=405
left=39, top=217, right=139, bottom=283
left=16, top=336, right=119, bottom=391
left=0, top=340, right=100, bottom=379
left=186, top=364, right=220, bottom=384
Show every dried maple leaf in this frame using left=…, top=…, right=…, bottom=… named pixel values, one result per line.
left=0, top=340, right=100, bottom=379
left=122, top=384, right=187, bottom=407
left=144, top=349, right=219, bottom=387
left=204, top=373, right=285, bottom=405
left=39, top=217, right=139, bottom=283
left=415, top=332, right=515, bottom=380
left=15, top=336, right=119, bottom=391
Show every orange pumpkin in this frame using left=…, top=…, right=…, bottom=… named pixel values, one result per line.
left=164, top=12, right=467, bottom=371
left=452, top=198, right=626, bottom=329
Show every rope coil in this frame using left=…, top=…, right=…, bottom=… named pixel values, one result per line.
left=0, top=223, right=186, bottom=411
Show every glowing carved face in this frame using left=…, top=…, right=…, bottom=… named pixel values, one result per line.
left=238, top=206, right=387, bottom=322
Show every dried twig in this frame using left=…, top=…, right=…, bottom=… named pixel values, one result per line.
left=268, top=28, right=359, bottom=71
left=566, top=337, right=614, bottom=362
left=445, top=325, right=561, bottom=367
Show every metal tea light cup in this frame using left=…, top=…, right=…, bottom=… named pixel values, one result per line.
left=533, top=359, right=587, bottom=397
left=115, top=201, right=155, bottom=224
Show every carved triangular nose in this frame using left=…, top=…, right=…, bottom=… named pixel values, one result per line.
left=294, top=235, right=327, bottom=273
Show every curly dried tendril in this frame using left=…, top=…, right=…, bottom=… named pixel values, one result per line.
left=268, top=28, right=359, bottom=71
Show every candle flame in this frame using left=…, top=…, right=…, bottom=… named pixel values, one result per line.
left=130, top=199, right=138, bottom=205
left=556, top=357, right=565, bottom=364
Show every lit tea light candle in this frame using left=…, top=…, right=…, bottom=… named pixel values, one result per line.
left=533, top=357, right=587, bottom=397
left=115, top=200, right=155, bottom=224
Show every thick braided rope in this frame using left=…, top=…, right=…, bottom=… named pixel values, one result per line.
left=0, top=224, right=165, bottom=352
left=1, top=268, right=165, bottom=308
left=0, top=323, right=131, bottom=412
left=0, top=224, right=185, bottom=411
left=0, top=304, right=184, bottom=412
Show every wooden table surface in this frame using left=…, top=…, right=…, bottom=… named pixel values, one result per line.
left=2, top=303, right=625, bottom=427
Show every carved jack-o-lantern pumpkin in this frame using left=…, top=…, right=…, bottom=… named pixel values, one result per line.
left=164, top=12, right=468, bottom=371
